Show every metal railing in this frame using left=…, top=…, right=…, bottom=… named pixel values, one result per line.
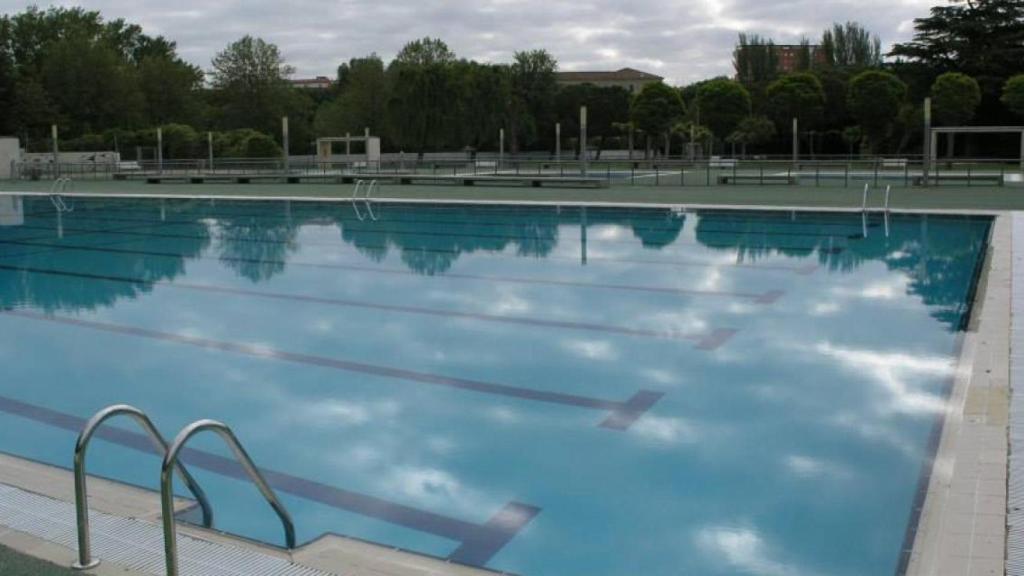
left=11, top=156, right=1021, bottom=188
left=160, top=419, right=295, bottom=576
left=71, top=405, right=213, bottom=570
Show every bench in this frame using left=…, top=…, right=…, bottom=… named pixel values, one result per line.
left=912, top=173, right=1004, bottom=186
left=717, top=174, right=797, bottom=185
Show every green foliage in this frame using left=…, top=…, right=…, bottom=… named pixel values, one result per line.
left=210, top=35, right=294, bottom=135
left=318, top=55, right=388, bottom=136
left=556, top=84, right=630, bottom=149
left=766, top=73, right=825, bottom=129
left=727, top=115, right=776, bottom=146
left=160, top=123, right=199, bottom=157
left=1002, top=75, right=1024, bottom=119
left=629, top=83, right=685, bottom=145
left=930, top=72, right=981, bottom=125
left=890, top=0, right=1024, bottom=97
left=695, top=79, right=751, bottom=139
left=733, top=34, right=778, bottom=86
left=385, top=39, right=458, bottom=152
left=507, top=49, right=558, bottom=151
left=848, top=70, right=907, bottom=151
left=214, top=129, right=281, bottom=158
left=821, top=22, right=882, bottom=69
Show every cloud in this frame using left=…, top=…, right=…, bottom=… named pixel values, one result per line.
left=13, top=0, right=948, bottom=85
left=695, top=525, right=806, bottom=576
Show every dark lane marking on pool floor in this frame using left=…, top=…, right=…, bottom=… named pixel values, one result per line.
left=0, top=394, right=538, bottom=566
left=0, top=264, right=739, bottom=349
left=0, top=237, right=786, bottom=303
left=3, top=222, right=826, bottom=275
left=0, top=310, right=665, bottom=430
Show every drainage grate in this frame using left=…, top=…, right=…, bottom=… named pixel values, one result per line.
left=0, top=483, right=336, bottom=576
left=1008, top=213, right=1024, bottom=576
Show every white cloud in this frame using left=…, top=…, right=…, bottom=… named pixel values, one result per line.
left=16, top=0, right=949, bottom=85
left=695, top=525, right=807, bottom=576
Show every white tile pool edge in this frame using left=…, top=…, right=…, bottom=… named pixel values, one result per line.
left=0, top=189, right=1009, bottom=215
left=905, top=214, right=1010, bottom=576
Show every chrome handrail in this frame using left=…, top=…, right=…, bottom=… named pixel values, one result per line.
left=364, top=180, right=379, bottom=221
left=72, top=405, right=212, bottom=570
left=884, top=185, right=892, bottom=214
left=860, top=182, right=869, bottom=213
left=160, top=419, right=295, bottom=576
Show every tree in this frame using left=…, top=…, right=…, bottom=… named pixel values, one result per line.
left=727, top=116, right=776, bottom=157
left=734, top=34, right=778, bottom=86
left=629, top=82, right=685, bottom=158
left=821, top=22, right=882, bottom=69
left=930, top=72, right=981, bottom=156
left=392, top=37, right=455, bottom=67
left=137, top=55, right=203, bottom=125
left=555, top=83, right=630, bottom=157
left=890, top=0, right=1024, bottom=99
left=847, top=70, right=907, bottom=152
left=1003, top=75, right=1024, bottom=119
left=316, top=55, right=388, bottom=137
left=842, top=126, right=863, bottom=157
left=386, top=38, right=457, bottom=152
left=507, top=49, right=557, bottom=152
left=766, top=73, right=825, bottom=131
left=695, top=78, right=751, bottom=145
left=210, top=36, right=294, bottom=135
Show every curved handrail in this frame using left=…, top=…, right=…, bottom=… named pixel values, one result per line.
left=160, top=419, right=295, bottom=576
left=72, top=405, right=212, bottom=570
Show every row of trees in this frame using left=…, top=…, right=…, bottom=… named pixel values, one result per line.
left=1, top=1, right=1022, bottom=159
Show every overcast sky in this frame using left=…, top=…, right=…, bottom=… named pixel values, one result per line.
left=12, top=1, right=942, bottom=85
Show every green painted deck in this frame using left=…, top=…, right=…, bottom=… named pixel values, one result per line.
left=7, top=178, right=1024, bottom=211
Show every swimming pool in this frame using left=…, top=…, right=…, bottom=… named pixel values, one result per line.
left=0, top=195, right=991, bottom=576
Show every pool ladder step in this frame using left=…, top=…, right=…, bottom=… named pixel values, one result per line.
left=71, top=404, right=296, bottom=576
left=352, top=179, right=379, bottom=221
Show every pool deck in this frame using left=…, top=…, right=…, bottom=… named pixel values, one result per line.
left=6, top=178, right=1024, bottom=212
left=905, top=215, right=1010, bottom=576
left=0, top=453, right=501, bottom=576
left=0, top=182, right=1020, bottom=575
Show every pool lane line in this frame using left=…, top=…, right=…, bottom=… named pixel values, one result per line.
left=0, top=394, right=539, bottom=567
left=0, top=309, right=665, bottom=431
left=0, top=264, right=739, bottom=349
left=18, top=211, right=857, bottom=247
left=0, top=237, right=787, bottom=303
left=2, top=222, right=826, bottom=275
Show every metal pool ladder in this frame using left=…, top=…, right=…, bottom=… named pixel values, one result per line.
left=71, top=405, right=213, bottom=570
left=160, top=419, right=296, bottom=576
left=49, top=177, right=74, bottom=212
left=352, top=179, right=379, bottom=221
left=70, top=406, right=296, bottom=576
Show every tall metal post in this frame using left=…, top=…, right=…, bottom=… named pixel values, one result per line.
left=281, top=116, right=290, bottom=172
left=791, top=118, right=798, bottom=169
left=580, top=106, right=588, bottom=176
left=499, top=128, right=505, bottom=170
left=555, top=123, right=561, bottom=163
left=156, top=127, right=163, bottom=174
left=207, top=132, right=213, bottom=171
left=51, top=124, right=59, bottom=177
left=345, top=132, right=351, bottom=157
left=923, top=98, right=932, bottom=186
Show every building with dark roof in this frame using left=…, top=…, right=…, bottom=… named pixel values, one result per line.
left=554, top=68, right=663, bottom=93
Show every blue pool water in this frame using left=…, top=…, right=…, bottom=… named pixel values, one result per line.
left=0, top=195, right=991, bottom=575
